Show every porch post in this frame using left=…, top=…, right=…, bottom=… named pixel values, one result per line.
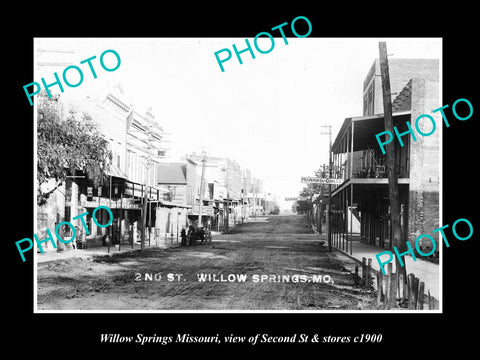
left=350, top=184, right=353, bottom=255
left=350, top=122, right=355, bottom=255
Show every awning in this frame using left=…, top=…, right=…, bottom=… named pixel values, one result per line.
left=332, top=111, right=411, bottom=153
left=105, top=164, right=128, bottom=179
left=149, top=199, right=191, bottom=209
left=124, top=181, right=170, bottom=198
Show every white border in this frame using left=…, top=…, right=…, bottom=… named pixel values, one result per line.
left=33, top=37, right=443, bottom=314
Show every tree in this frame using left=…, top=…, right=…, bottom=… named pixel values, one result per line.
left=294, top=187, right=312, bottom=215
left=37, top=92, right=112, bottom=206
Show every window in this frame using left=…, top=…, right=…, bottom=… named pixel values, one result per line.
left=367, top=86, right=374, bottom=115
left=86, top=213, right=93, bottom=236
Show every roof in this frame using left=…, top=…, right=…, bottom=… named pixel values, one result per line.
left=156, top=162, right=187, bottom=185
left=392, top=79, right=412, bottom=112
left=332, top=111, right=411, bottom=153
left=106, top=163, right=127, bottom=179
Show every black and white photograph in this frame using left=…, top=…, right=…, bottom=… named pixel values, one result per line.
left=31, top=37, right=443, bottom=312
left=7, top=6, right=479, bottom=355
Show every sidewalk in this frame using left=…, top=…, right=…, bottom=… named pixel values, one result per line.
left=36, top=239, right=181, bottom=264
left=334, top=240, right=440, bottom=300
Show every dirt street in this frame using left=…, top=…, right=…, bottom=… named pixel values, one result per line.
left=37, top=215, right=377, bottom=310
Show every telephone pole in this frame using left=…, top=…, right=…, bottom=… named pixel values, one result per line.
left=225, top=164, right=230, bottom=233
left=252, top=179, right=257, bottom=218
left=140, top=129, right=155, bottom=251
left=379, top=42, right=405, bottom=279
left=320, top=125, right=332, bottom=252
left=197, top=151, right=207, bottom=229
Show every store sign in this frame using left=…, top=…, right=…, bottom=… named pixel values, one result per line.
left=80, top=198, right=140, bottom=209
left=189, top=205, right=214, bottom=216
left=301, top=176, right=343, bottom=185
left=285, top=196, right=311, bottom=201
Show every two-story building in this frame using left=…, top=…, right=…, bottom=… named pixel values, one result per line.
left=39, top=85, right=174, bottom=250
left=185, top=153, right=246, bottom=232
left=155, top=160, right=195, bottom=240
left=329, top=58, right=440, bottom=260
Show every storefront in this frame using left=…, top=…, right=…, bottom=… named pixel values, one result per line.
left=65, top=170, right=173, bottom=249
left=330, top=180, right=410, bottom=254
left=188, top=203, right=214, bottom=229
left=150, top=202, right=187, bottom=244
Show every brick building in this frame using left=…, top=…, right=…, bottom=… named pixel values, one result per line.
left=37, top=85, right=175, bottom=251
left=329, top=58, right=440, bottom=259
left=363, top=58, right=439, bottom=116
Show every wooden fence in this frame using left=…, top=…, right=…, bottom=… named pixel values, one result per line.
left=356, top=257, right=439, bottom=310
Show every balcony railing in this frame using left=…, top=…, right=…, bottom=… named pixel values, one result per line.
left=332, top=148, right=409, bottom=182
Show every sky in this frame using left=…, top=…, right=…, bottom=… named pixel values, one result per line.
left=34, top=37, right=442, bottom=210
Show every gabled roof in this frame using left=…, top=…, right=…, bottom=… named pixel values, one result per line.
left=156, top=162, right=187, bottom=185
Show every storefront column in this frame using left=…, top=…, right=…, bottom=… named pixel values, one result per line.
left=64, top=180, right=79, bottom=251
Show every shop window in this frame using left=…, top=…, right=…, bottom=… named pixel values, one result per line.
left=65, top=207, right=71, bottom=222
left=95, top=209, right=109, bottom=236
